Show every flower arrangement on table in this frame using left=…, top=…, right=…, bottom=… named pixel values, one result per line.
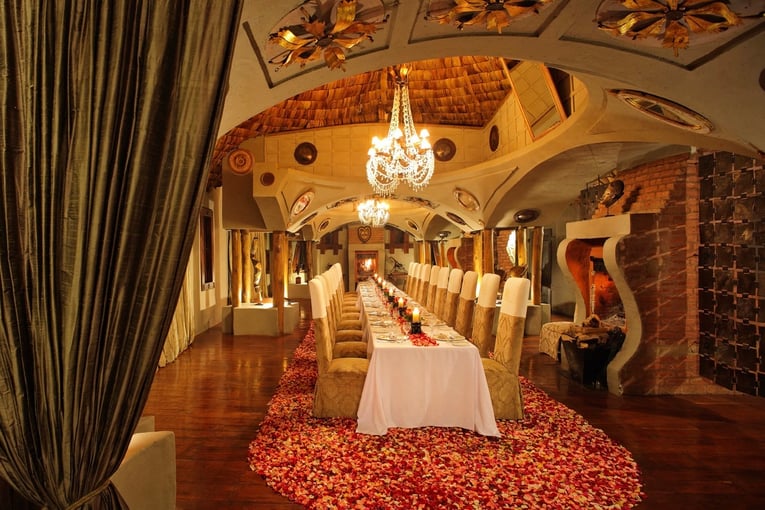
left=409, top=332, right=438, bottom=347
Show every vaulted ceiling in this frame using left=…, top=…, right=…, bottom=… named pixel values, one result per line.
left=214, top=0, right=765, bottom=240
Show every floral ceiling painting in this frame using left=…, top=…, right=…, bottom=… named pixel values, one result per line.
left=267, top=0, right=388, bottom=70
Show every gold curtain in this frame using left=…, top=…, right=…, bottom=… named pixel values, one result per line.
left=0, top=1, right=242, bottom=507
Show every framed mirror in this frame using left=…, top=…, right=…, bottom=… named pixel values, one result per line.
left=506, top=61, right=566, bottom=140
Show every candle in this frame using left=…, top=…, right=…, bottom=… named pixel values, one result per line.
left=397, top=297, right=404, bottom=307
left=412, top=307, right=420, bottom=323
left=389, top=287, right=394, bottom=296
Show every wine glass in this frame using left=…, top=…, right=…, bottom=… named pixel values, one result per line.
left=401, top=321, right=411, bottom=340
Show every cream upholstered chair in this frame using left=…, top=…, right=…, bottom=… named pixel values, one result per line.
left=313, top=276, right=367, bottom=359
left=432, top=266, right=450, bottom=319
left=316, top=274, right=363, bottom=340
left=424, top=265, right=440, bottom=309
left=405, top=262, right=417, bottom=294
left=470, top=273, right=500, bottom=358
left=483, top=277, right=530, bottom=420
left=309, top=279, right=369, bottom=417
left=330, top=264, right=359, bottom=313
left=453, top=270, right=478, bottom=339
left=415, top=263, right=431, bottom=303
left=442, top=268, right=464, bottom=327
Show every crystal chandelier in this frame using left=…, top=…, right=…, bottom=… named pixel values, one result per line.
left=366, top=67, right=434, bottom=196
left=357, top=198, right=390, bottom=227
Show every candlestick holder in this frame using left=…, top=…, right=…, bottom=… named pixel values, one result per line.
left=411, top=322, right=422, bottom=334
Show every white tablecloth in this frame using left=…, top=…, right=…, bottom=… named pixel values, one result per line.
left=355, top=281, right=500, bottom=437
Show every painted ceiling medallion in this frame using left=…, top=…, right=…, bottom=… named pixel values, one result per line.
left=612, top=89, right=713, bottom=133
left=268, top=0, right=388, bottom=71
left=228, top=149, right=253, bottom=175
left=291, top=190, right=315, bottom=218
left=433, top=138, right=457, bottom=161
left=454, top=188, right=480, bottom=211
left=294, top=142, right=318, bottom=165
left=596, top=0, right=755, bottom=57
left=426, top=0, right=554, bottom=33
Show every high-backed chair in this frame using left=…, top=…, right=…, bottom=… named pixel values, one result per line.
left=432, top=266, right=450, bottom=320
left=470, top=273, right=500, bottom=358
left=424, top=265, right=440, bottom=309
left=309, top=279, right=370, bottom=418
left=453, top=270, right=478, bottom=339
left=331, top=264, right=359, bottom=311
left=416, top=264, right=431, bottom=303
left=482, top=277, right=530, bottom=420
left=442, top=268, right=464, bottom=327
left=313, top=277, right=367, bottom=359
left=405, top=262, right=417, bottom=294
left=317, top=274, right=363, bottom=339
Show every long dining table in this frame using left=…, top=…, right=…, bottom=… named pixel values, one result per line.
left=355, top=280, right=500, bottom=437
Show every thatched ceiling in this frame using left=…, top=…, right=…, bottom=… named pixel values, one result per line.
left=210, top=56, right=514, bottom=187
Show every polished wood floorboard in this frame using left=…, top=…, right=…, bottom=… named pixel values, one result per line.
left=142, top=302, right=765, bottom=509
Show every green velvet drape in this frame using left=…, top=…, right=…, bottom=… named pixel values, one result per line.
left=0, top=1, right=241, bottom=508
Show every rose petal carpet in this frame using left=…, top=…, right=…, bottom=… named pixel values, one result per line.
left=249, top=324, right=643, bottom=509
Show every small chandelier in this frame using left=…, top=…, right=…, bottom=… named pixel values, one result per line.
left=357, top=198, right=390, bottom=227
left=366, top=67, right=434, bottom=196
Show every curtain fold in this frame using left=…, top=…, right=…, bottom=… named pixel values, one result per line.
left=0, top=1, right=242, bottom=508
left=159, top=262, right=195, bottom=368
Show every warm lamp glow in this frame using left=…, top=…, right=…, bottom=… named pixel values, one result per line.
left=366, top=66, right=434, bottom=196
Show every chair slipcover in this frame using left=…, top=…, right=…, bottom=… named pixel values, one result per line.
left=310, top=279, right=369, bottom=418
left=471, top=273, right=500, bottom=358
left=442, top=268, right=464, bottom=327
left=424, top=265, right=441, bottom=309
left=432, top=266, right=451, bottom=319
left=453, top=270, right=478, bottom=339
left=482, top=277, right=530, bottom=420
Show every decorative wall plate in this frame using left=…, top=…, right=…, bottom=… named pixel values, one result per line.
left=357, top=225, right=372, bottom=243
left=406, top=219, right=419, bottom=231
left=489, top=125, right=499, bottom=151
left=454, top=188, right=480, bottom=211
left=291, top=190, right=314, bottom=217
left=228, top=149, right=253, bottom=175
left=433, top=138, right=456, bottom=161
left=446, top=212, right=467, bottom=226
left=294, top=142, right=318, bottom=165
left=513, top=208, right=540, bottom=223
left=260, top=172, right=275, bottom=186
left=319, top=218, right=331, bottom=231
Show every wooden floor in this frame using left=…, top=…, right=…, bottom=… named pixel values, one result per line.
left=142, top=300, right=765, bottom=509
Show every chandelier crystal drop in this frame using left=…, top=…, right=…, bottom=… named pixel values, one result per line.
left=366, top=67, right=434, bottom=196
left=357, top=198, right=390, bottom=227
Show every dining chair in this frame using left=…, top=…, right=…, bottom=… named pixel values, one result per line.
left=331, top=263, right=359, bottom=309
left=317, top=274, right=363, bottom=338
left=313, top=276, right=367, bottom=358
left=442, top=268, right=464, bottom=327
left=405, top=262, right=417, bottom=294
left=432, top=266, right=450, bottom=319
left=482, top=276, right=530, bottom=420
left=470, top=273, right=500, bottom=358
left=424, top=265, right=440, bottom=309
left=453, top=270, right=478, bottom=339
left=309, top=279, right=369, bottom=418
left=416, top=263, right=431, bottom=303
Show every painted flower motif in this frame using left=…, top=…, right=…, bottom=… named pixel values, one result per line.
left=426, top=0, right=554, bottom=34
left=268, top=0, right=388, bottom=71
left=248, top=323, right=644, bottom=508
left=596, top=0, right=746, bottom=56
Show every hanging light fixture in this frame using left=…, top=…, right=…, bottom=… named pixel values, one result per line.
left=366, top=66, right=434, bottom=196
left=357, top=198, right=390, bottom=227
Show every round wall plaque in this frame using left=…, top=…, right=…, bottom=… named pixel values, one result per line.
left=433, top=138, right=456, bottom=161
left=294, top=142, right=318, bottom=165
left=489, top=125, right=499, bottom=152
left=228, top=149, right=253, bottom=175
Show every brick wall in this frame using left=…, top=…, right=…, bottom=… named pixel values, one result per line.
left=581, top=153, right=719, bottom=394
